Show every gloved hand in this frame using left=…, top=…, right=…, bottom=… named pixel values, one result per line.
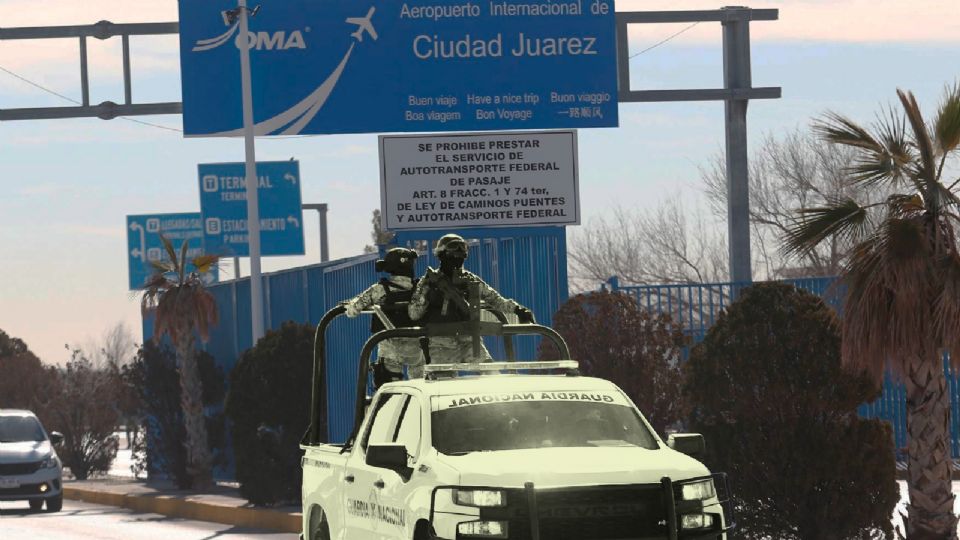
left=515, top=306, right=536, bottom=324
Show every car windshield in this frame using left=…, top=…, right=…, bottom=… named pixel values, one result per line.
left=431, top=391, right=659, bottom=454
left=0, top=416, right=46, bottom=443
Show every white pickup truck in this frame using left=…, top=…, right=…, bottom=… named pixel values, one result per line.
left=300, top=308, right=733, bottom=540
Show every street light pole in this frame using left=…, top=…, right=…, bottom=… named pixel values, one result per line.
left=238, top=0, right=265, bottom=342
left=302, top=203, right=330, bottom=262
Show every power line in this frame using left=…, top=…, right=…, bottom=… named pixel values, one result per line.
left=629, top=22, right=700, bottom=59
left=0, top=64, right=183, bottom=133
left=0, top=64, right=79, bottom=104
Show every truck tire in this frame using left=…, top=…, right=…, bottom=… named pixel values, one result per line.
left=414, top=520, right=437, bottom=540
left=309, top=506, right=331, bottom=540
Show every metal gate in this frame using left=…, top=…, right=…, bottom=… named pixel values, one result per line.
left=143, top=227, right=568, bottom=443
left=605, top=276, right=954, bottom=459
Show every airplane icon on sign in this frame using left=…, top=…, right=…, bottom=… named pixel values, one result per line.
left=346, top=7, right=377, bottom=42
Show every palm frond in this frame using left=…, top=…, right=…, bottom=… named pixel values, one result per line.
left=897, top=89, right=937, bottom=186
left=178, top=240, right=189, bottom=284
left=782, top=198, right=873, bottom=259
left=886, top=193, right=925, bottom=218
left=159, top=235, right=180, bottom=274
left=935, top=252, right=960, bottom=369
left=935, top=82, right=960, bottom=156
left=840, top=217, right=935, bottom=380
left=813, top=112, right=884, bottom=152
left=846, top=156, right=902, bottom=187
left=192, top=255, right=219, bottom=274
left=148, top=260, right=176, bottom=274
left=933, top=182, right=960, bottom=214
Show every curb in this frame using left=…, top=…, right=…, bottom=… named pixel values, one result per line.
left=62, top=485, right=301, bottom=534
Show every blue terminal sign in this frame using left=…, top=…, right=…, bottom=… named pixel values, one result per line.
left=177, top=0, right=618, bottom=136
left=126, top=213, right=219, bottom=291
left=198, top=161, right=305, bottom=257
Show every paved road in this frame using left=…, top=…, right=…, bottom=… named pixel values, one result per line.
left=0, top=500, right=297, bottom=540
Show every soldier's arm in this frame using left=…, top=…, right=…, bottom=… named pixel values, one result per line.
left=407, top=279, right=430, bottom=321
left=472, top=274, right=521, bottom=314
left=344, top=283, right=386, bottom=317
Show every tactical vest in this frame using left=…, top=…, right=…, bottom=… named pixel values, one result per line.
left=370, top=279, right=417, bottom=333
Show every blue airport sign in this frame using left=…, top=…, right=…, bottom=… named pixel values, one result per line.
left=177, top=0, right=618, bottom=136
left=198, top=161, right=305, bottom=257
left=126, top=213, right=219, bottom=291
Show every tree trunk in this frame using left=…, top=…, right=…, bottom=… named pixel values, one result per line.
left=904, top=353, right=958, bottom=540
left=175, top=326, right=213, bottom=490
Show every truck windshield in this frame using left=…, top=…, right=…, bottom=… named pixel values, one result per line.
left=0, top=416, right=46, bottom=443
left=431, top=396, right=659, bottom=454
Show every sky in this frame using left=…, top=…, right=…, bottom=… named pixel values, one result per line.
left=1, top=0, right=958, bottom=365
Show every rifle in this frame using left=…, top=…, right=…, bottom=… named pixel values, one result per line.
left=423, top=267, right=474, bottom=316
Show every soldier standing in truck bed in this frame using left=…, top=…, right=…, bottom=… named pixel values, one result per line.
left=408, top=234, right=535, bottom=363
left=344, top=247, right=424, bottom=386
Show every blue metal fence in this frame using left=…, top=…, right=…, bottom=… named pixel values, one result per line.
left=144, top=227, right=569, bottom=445
left=606, top=276, right=951, bottom=458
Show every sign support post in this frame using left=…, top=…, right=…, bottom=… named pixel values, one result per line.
left=303, top=203, right=330, bottom=263
left=722, top=6, right=753, bottom=284
left=238, top=0, right=264, bottom=342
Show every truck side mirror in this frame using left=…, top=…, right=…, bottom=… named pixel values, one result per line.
left=49, top=432, right=64, bottom=445
left=366, top=443, right=410, bottom=472
left=667, top=433, right=705, bottom=458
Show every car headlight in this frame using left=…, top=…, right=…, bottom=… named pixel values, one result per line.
left=453, top=489, right=506, bottom=507
left=680, top=479, right=715, bottom=500
left=41, top=455, right=59, bottom=469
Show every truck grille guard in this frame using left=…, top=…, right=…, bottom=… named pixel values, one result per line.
left=428, top=473, right=735, bottom=540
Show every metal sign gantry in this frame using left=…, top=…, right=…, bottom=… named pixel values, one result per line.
left=0, top=21, right=181, bottom=120
left=0, top=6, right=779, bottom=337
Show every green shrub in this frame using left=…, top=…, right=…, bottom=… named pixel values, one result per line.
left=123, top=342, right=226, bottom=487
left=541, top=291, right=688, bottom=435
left=45, top=350, right=120, bottom=480
left=684, top=282, right=898, bottom=540
left=225, top=321, right=314, bottom=505
left=0, top=329, right=47, bottom=411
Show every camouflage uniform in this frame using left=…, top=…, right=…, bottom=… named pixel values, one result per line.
left=344, top=275, right=425, bottom=378
left=407, top=269, right=520, bottom=363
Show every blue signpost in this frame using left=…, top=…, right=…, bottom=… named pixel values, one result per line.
left=198, top=160, right=305, bottom=257
left=177, top=0, right=618, bottom=136
left=126, top=213, right=219, bottom=290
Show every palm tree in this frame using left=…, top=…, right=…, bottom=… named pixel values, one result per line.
left=140, top=236, right=219, bottom=489
left=784, top=85, right=960, bottom=539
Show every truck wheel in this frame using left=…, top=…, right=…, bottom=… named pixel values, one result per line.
left=414, top=520, right=437, bottom=540
left=309, top=507, right=331, bottom=540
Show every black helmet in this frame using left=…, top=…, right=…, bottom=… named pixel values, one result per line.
left=433, top=234, right=468, bottom=259
left=375, top=248, right=418, bottom=276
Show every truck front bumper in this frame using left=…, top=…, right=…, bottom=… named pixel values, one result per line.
left=429, top=473, right=735, bottom=540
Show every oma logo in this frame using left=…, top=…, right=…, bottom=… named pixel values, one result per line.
left=236, top=30, right=307, bottom=51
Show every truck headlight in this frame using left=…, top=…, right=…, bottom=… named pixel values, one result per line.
left=453, top=489, right=506, bottom=507
left=41, top=455, right=59, bottom=469
left=457, top=520, right=508, bottom=538
left=681, top=513, right=715, bottom=529
left=680, top=479, right=715, bottom=501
